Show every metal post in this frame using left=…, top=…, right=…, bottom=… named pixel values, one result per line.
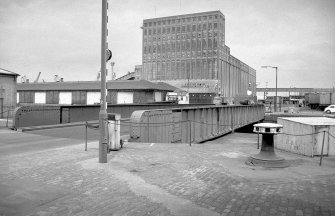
left=319, top=131, right=326, bottom=166
left=99, top=0, right=108, bottom=163
left=275, top=67, right=278, bottom=112
left=231, top=108, right=234, bottom=133
left=85, top=121, right=88, bottom=151
left=6, top=110, right=9, bottom=128
left=189, top=120, right=191, bottom=146
left=257, top=133, right=260, bottom=149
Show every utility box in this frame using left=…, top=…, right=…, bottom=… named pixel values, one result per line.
left=107, top=113, right=121, bottom=151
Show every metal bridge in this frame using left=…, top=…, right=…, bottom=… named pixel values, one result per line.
left=13, top=104, right=264, bottom=143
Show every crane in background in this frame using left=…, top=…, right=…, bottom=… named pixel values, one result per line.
left=34, top=72, right=41, bottom=83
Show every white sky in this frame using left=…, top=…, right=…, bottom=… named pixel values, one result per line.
left=0, top=0, right=334, bottom=88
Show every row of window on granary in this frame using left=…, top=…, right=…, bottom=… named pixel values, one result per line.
left=143, top=22, right=223, bottom=35
left=142, top=58, right=219, bottom=80
left=143, top=38, right=220, bottom=54
left=17, top=90, right=166, bottom=105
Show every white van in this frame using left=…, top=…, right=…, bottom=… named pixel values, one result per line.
left=324, top=105, right=335, bottom=114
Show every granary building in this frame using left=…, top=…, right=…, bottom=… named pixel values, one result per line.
left=141, top=11, right=256, bottom=102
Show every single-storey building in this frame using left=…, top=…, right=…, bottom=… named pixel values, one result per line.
left=0, top=68, right=20, bottom=117
left=17, top=80, right=177, bottom=105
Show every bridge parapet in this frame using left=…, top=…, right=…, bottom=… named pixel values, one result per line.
left=130, top=105, right=265, bottom=143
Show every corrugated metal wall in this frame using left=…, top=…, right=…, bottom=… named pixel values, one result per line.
left=72, top=91, right=86, bottom=105
left=46, top=91, right=59, bottom=104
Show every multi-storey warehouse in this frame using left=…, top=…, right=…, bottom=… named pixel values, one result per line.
left=141, top=11, right=256, bottom=102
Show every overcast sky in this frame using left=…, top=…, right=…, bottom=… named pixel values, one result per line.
left=1, top=0, right=334, bottom=88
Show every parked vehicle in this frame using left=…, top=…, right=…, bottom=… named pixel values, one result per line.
left=305, top=92, right=335, bottom=110
left=324, top=105, right=335, bottom=114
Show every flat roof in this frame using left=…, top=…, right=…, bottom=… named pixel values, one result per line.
left=143, top=10, right=224, bottom=23
left=0, top=68, right=20, bottom=76
left=279, top=117, right=335, bottom=126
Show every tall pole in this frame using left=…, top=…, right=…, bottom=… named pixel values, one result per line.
left=275, top=66, right=278, bottom=112
left=99, top=0, right=108, bottom=163
left=261, top=66, right=278, bottom=112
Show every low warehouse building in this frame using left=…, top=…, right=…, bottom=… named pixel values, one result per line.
left=17, top=80, right=177, bottom=105
left=0, top=68, right=20, bottom=117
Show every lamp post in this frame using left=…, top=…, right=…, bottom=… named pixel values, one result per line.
left=261, top=66, right=278, bottom=112
left=99, top=0, right=108, bottom=163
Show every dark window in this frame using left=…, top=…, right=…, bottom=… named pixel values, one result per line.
left=149, top=29, right=151, bottom=35
left=182, top=26, right=185, bottom=33
left=172, top=27, right=175, bottom=33
left=203, top=23, right=207, bottom=30
left=202, top=39, right=207, bottom=49
left=187, top=25, right=190, bottom=32
left=177, top=26, right=180, bottom=33
left=176, top=41, right=180, bottom=50
left=192, top=25, right=196, bottom=31
left=158, top=28, right=161, bottom=34
left=181, top=40, right=185, bottom=51
left=197, top=39, right=201, bottom=51
left=214, top=23, right=218, bottom=29
left=144, top=29, right=147, bottom=35
left=186, top=40, right=191, bottom=51
left=162, top=28, right=165, bottom=34
left=167, top=28, right=170, bottom=34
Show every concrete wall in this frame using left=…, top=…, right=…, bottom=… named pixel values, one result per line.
left=0, top=75, right=17, bottom=118
left=277, top=118, right=335, bottom=157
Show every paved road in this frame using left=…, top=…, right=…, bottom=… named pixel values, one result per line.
left=1, top=131, right=335, bottom=216
left=0, top=124, right=130, bottom=157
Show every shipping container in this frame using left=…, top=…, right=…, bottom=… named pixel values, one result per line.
left=331, top=92, right=335, bottom=104
left=305, top=93, right=333, bottom=109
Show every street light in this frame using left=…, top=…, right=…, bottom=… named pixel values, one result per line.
left=99, top=0, right=108, bottom=163
left=261, top=66, right=278, bottom=112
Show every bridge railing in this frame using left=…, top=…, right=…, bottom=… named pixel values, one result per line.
left=130, top=105, right=265, bottom=143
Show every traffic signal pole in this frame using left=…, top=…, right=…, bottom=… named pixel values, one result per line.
left=99, top=0, right=108, bottom=163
